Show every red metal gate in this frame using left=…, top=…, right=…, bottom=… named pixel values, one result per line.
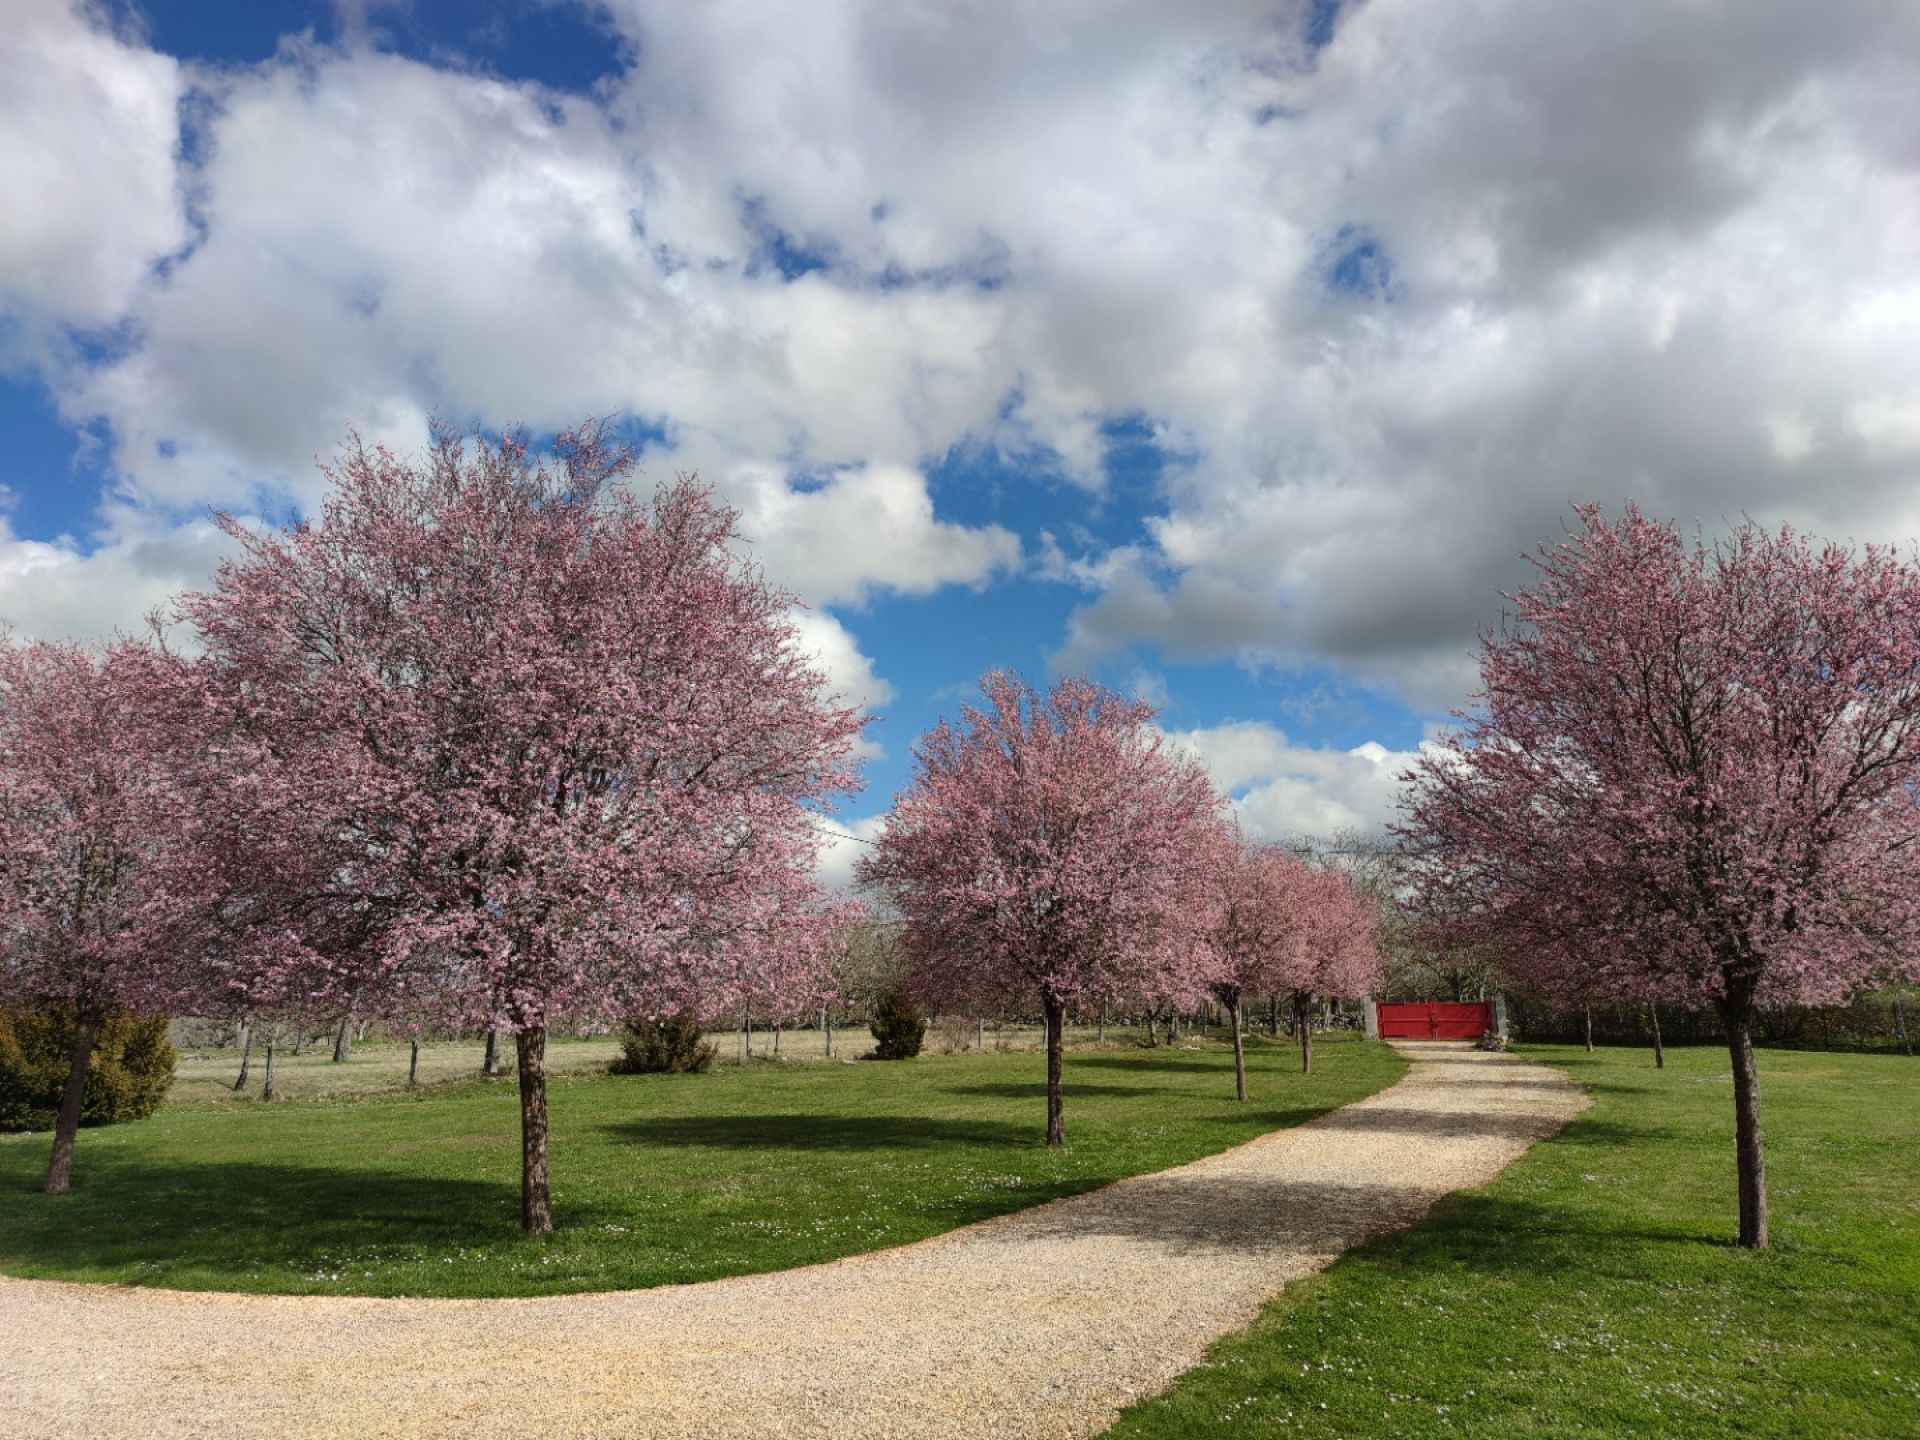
left=1376, top=1001, right=1493, bottom=1040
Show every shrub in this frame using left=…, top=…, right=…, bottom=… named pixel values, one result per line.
left=869, top=987, right=927, bottom=1060
left=0, top=1009, right=176, bottom=1132
left=930, top=1011, right=978, bottom=1053
left=610, top=1013, right=717, bottom=1074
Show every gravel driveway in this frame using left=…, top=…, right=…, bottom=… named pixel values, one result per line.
left=1, top=1041, right=1584, bottom=1439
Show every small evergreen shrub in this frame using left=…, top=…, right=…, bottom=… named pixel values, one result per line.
left=869, top=988, right=927, bottom=1060
left=0, top=1009, right=176, bottom=1132
left=611, top=1013, right=717, bottom=1074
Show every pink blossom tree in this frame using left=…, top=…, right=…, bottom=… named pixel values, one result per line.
left=1211, top=840, right=1314, bottom=1100
left=859, top=672, right=1232, bottom=1144
left=175, top=423, right=864, bottom=1233
left=1401, top=507, right=1920, bottom=1248
left=1278, top=864, right=1381, bottom=1075
left=0, top=638, right=207, bottom=1193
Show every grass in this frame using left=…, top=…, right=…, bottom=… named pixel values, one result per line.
left=169, top=1034, right=629, bottom=1105
left=0, top=1030, right=1402, bottom=1298
left=166, top=1019, right=1141, bottom=1105
left=1103, top=1043, right=1920, bottom=1440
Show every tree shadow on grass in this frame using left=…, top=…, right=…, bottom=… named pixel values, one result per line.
left=1067, top=1055, right=1232, bottom=1074
left=0, top=1158, right=523, bottom=1286
left=602, top=1112, right=1034, bottom=1152
left=1374, top=1188, right=1736, bottom=1267
left=1520, top=1116, right=1687, bottom=1144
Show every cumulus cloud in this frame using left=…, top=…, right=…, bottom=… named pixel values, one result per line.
left=1167, top=720, right=1426, bottom=843
left=23, top=9, right=1022, bottom=612
left=0, top=508, right=231, bottom=644
left=783, top=607, right=894, bottom=713
left=812, top=812, right=887, bottom=894
left=782, top=605, right=895, bottom=764
left=7, top=0, right=1920, bottom=733
left=0, top=0, right=185, bottom=342
left=724, top=461, right=1019, bottom=607
left=1040, top=0, right=1920, bottom=706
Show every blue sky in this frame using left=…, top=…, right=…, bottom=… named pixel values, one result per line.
left=4, top=1, right=1917, bottom=877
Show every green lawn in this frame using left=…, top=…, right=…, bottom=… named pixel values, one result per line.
left=0, top=1031, right=1403, bottom=1298
left=1105, top=1044, right=1920, bottom=1440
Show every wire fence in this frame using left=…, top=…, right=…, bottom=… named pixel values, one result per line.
left=1505, top=991, right=1918, bottom=1054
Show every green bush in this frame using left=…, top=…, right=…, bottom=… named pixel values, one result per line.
left=868, top=988, right=927, bottom=1060
left=0, top=1009, right=176, bottom=1132
left=610, top=1013, right=717, bottom=1074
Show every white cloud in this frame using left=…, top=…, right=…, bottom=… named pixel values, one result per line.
left=0, top=1, right=186, bottom=341
left=1167, top=720, right=1426, bottom=843
left=723, top=461, right=1020, bottom=607
left=0, top=508, right=230, bottom=644
left=784, top=607, right=893, bottom=712
left=20, top=21, right=1024, bottom=617
left=6, top=0, right=1920, bottom=719
left=782, top=605, right=894, bottom=763
left=812, top=812, right=887, bottom=894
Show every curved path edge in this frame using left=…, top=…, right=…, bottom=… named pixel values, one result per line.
left=1, top=1041, right=1585, bottom=1440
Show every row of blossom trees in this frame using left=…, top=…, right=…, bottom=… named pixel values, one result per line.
left=0, top=425, right=863, bottom=1231
left=1399, top=507, right=1920, bottom=1250
left=2, top=423, right=1391, bottom=1231
left=859, top=672, right=1383, bottom=1144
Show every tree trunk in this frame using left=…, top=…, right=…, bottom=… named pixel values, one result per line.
left=823, top=1003, right=834, bottom=1059
left=262, top=1041, right=277, bottom=1100
left=332, top=1015, right=352, bottom=1063
left=1145, top=1012, right=1157, bottom=1047
left=1043, top=994, right=1066, bottom=1146
left=1269, top=994, right=1280, bottom=1036
left=1894, top=998, right=1913, bottom=1057
left=408, top=1038, right=421, bottom=1088
left=232, top=1021, right=254, bottom=1091
left=42, top=1008, right=102, bottom=1194
left=773, top=1023, right=781, bottom=1059
left=745, top=1005, right=753, bottom=1057
left=1648, top=1003, right=1665, bottom=1069
left=483, top=1027, right=502, bottom=1076
left=1295, top=993, right=1313, bottom=1074
left=1723, top=1006, right=1768, bottom=1249
left=516, top=1024, right=553, bottom=1235
left=1583, top=1005, right=1594, bottom=1054
left=1227, top=993, right=1247, bottom=1102
left=1097, top=1005, right=1106, bottom=1044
